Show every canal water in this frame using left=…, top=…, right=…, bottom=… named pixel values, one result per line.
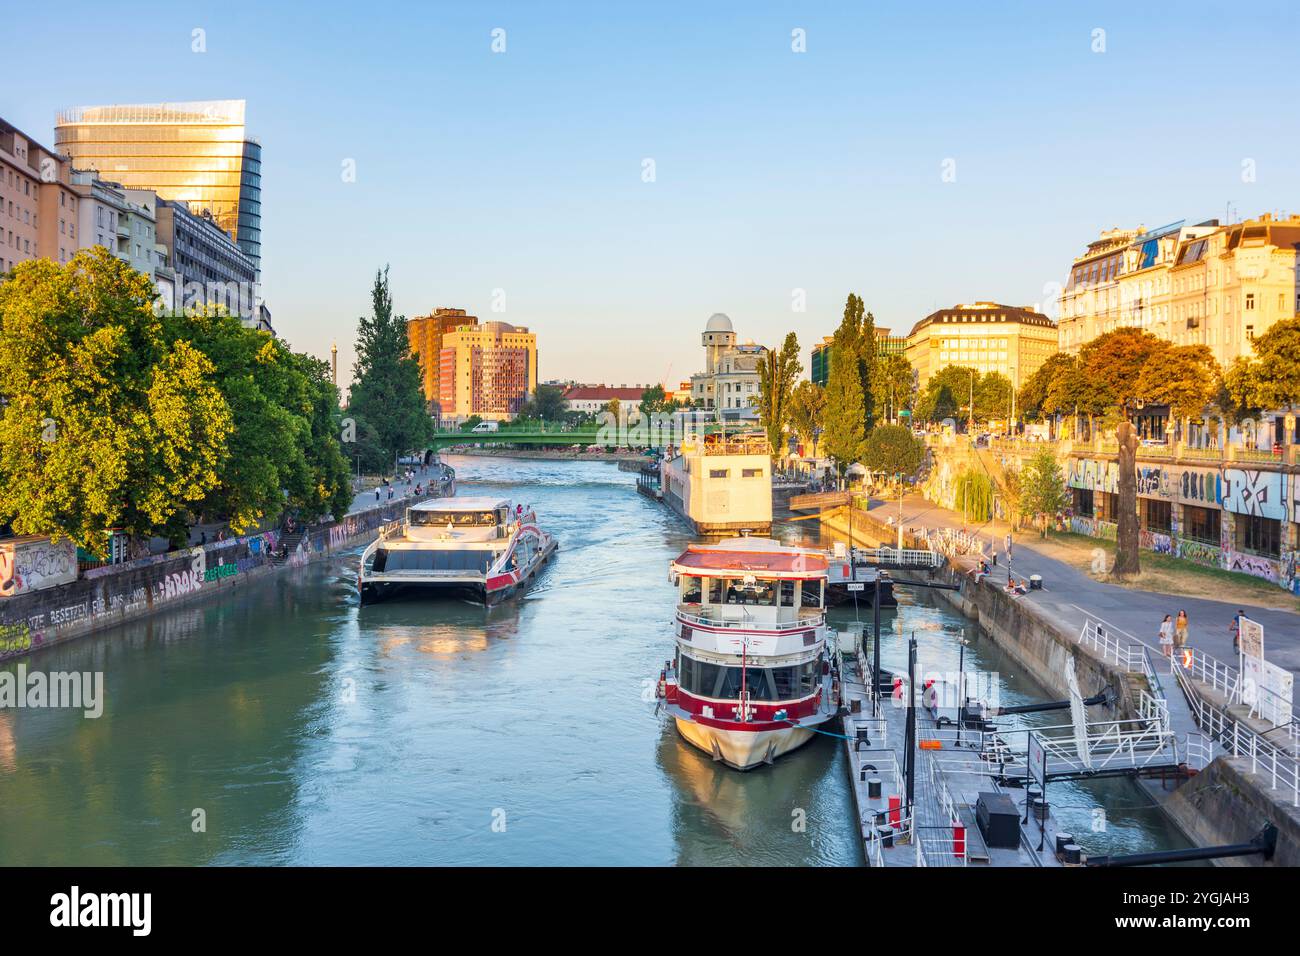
left=0, top=455, right=1191, bottom=865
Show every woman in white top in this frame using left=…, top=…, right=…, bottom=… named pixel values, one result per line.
left=1158, top=614, right=1175, bottom=657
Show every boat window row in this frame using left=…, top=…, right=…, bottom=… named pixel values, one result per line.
left=372, top=548, right=496, bottom=573
left=677, top=654, right=820, bottom=702
left=409, top=509, right=504, bottom=528
left=680, top=575, right=822, bottom=608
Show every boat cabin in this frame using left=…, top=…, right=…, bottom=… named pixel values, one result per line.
left=403, top=497, right=515, bottom=543
left=671, top=538, right=827, bottom=629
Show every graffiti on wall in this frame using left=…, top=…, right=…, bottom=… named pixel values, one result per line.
left=1139, top=530, right=1174, bottom=554
left=1228, top=551, right=1280, bottom=583
left=1179, top=468, right=1221, bottom=506
left=1178, top=539, right=1221, bottom=568
left=1068, top=459, right=1118, bottom=493
left=0, top=538, right=77, bottom=598
left=1222, top=469, right=1285, bottom=520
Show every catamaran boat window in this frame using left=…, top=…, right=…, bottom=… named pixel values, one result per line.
left=372, top=549, right=496, bottom=573
left=681, top=575, right=703, bottom=604
left=409, top=510, right=499, bottom=528
left=723, top=577, right=777, bottom=606
left=800, top=580, right=824, bottom=608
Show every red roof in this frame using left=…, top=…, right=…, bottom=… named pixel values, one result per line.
left=563, top=386, right=645, bottom=401
left=674, top=548, right=828, bottom=576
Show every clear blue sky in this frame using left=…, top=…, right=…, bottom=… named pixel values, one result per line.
left=7, top=1, right=1299, bottom=392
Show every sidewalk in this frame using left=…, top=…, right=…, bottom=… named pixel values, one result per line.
left=869, top=494, right=1300, bottom=683
left=346, top=462, right=442, bottom=515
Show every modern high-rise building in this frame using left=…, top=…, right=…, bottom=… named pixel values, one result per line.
left=436, top=319, right=538, bottom=424
left=810, top=327, right=907, bottom=387
left=407, top=308, right=480, bottom=414
left=53, top=100, right=262, bottom=276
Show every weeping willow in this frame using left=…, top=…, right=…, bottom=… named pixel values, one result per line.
left=955, top=468, right=994, bottom=523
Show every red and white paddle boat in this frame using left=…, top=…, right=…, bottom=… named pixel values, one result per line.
left=656, top=537, right=842, bottom=770
left=358, top=496, right=556, bottom=606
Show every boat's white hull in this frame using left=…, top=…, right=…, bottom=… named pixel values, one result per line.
left=673, top=718, right=817, bottom=771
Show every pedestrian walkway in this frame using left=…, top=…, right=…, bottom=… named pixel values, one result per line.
left=868, top=495, right=1300, bottom=684
left=346, top=463, right=441, bottom=516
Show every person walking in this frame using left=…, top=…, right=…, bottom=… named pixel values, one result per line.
left=1230, top=610, right=1245, bottom=653
left=1158, top=614, right=1175, bottom=658
left=1174, top=609, right=1189, bottom=650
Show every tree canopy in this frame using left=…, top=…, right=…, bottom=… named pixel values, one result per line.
left=347, top=267, right=434, bottom=470
left=1222, top=317, right=1300, bottom=412
left=0, top=249, right=233, bottom=552
left=862, top=424, right=926, bottom=480
left=756, top=332, right=801, bottom=456
left=871, top=353, right=914, bottom=423
left=788, top=380, right=826, bottom=456
left=1018, top=447, right=1070, bottom=537
left=1134, top=344, right=1221, bottom=420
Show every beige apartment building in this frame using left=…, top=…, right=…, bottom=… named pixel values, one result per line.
left=1, top=118, right=80, bottom=274
left=436, top=319, right=538, bottom=424
left=1058, top=215, right=1300, bottom=366
left=905, top=302, right=1057, bottom=393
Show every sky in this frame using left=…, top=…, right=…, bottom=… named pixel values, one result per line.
left=6, top=1, right=1300, bottom=393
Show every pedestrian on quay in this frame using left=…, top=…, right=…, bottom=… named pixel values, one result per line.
left=1231, top=609, right=1245, bottom=653
left=1174, top=609, right=1188, bottom=650
left=375, top=487, right=381, bottom=503
left=1158, top=614, right=1174, bottom=657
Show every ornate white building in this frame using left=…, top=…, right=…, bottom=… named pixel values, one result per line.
left=688, top=313, right=767, bottom=421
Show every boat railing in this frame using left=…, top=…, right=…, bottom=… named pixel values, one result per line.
left=676, top=606, right=825, bottom=632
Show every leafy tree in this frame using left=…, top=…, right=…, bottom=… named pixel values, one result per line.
left=862, top=424, right=926, bottom=481
left=1222, top=317, right=1300, bottom=411
left=639, top=384, right=680, bottom=420
left=915, top=365, right=978, bottom=424
left=1077, top=327, right=1167, bottom=418
left=1135, top=344, right=1221, bottom=420
left=823, top=328, right=866, bottom=472
left=518, top=383, right=568, bottom=422
left=788, top=381, right=826, bottom=456
left=1221, top=357, right=1264, bottom=424
left=955, top=468, right=994, bottom=523
left=1018, top=447, right=1070, bottom=537
left=459, top=415, right=484, bottom=432
left=347, top=267, right=434, bottom=470
left=756, top=332, right=802, bottom=457
left=603, top=398, right=621, bottom=419
left=975, top=371, right=1014, bottom=422
left=872, top=354, right=914, bottom=423
left=0, top=249, right=232, bottom=553
left=165, top=309, right=351, bottom=530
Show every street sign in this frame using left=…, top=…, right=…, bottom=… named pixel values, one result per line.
left=846, top=583, right=865, bottom=592
left=1004, top=533, right=1012, bottom=556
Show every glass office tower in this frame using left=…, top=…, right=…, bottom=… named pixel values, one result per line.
left=54, top=100, right=261, bottom=275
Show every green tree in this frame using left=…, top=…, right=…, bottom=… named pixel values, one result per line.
left=1018, top=447, right=1070, bottom=537
left=975, top=371, right=1014, bottom=423
left=347, top=267, right=434, bottom=470
left=862, top=424, right=926, bottom=481
left=872, top=354, right=914, bottom=423
left=518, top=383, right=568, bottom=422
left=915, top=365, right=978, bottom=424
left=823, top=331, right=866, bottom=472
left=1135, top=344, right=1221, bottom=420
left=756, top=332, right=802, bottom=457
left=1222, top=317, right=1300, bottom=411
left=788, top=380, right=826, bottom=457
left=639, top=384, right=679, bottom=420
left=954, top=468, right=994, bottom=523
left=165, top=309, right=351, bottom=531
left=0, top=249, right=232, bottom=553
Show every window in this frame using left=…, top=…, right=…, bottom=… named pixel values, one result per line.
left=1073, top=488, right=1094, bottom=517
left=1144, top=500, right=1172, bottom=534
left=742, top=468, right=763, bottom=478
left=1182, top=505, right=1220, bottom=546
left=780, top=580, right=795, bottom=607
left=1245, top=293, right=1255, bottom=311
left=681, top=575, right=702, bottom=604
left=1237, top=515, right=1280, bottom=557
left=723, top=577, right=777, bottom=606
left=709, top=468, right=729, bottom=479
left=800, top=579, right=823, bottom=608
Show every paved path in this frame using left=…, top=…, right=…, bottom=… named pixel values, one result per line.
left=345, top=463, right=443, bottom=516
left=869, top=495, right=1299, bottom=683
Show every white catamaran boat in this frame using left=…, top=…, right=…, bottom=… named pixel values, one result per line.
left=656, top=537, right=842, bottom=770
left=358, top=496, right=556, bottom=606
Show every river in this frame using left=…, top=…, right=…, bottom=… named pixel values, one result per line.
left=0, top=455, right=1191, bottom=865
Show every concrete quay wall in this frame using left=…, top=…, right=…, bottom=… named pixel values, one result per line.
left=0, top=497, right=419, bottom=662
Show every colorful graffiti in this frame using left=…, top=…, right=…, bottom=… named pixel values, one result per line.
left=1139, top=530, right=1174, bottom=554
left=1068, top=458, right=1118, bottom=493
left=1222, top=469, right=1285, bottom=520
left=1228, top=551, right=1280, bottom=583
left=1179, top=468, right=1221, bottom=506
left=1136, top=466, right=1175, bottom=499
left=1178, top=539, right=1221, bottom=569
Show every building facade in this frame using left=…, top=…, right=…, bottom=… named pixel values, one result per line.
left=154, top=196, right=268, bottom=330
left=55, top=101, right=263, bottom=276
left=407, top=308, right=479, bottom=414
left=905, top=302, right=1057, bottom=392
left=562, top=385, right=646, bottom=421
left=810, top=326, right=907, bottom=388
left=437, top=319, right=538, bottom=424
left=689, top=313, right=767, bottom=420
left=1, top=117, right=80, bottom=274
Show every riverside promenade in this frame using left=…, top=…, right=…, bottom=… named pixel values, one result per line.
left=873, top=494, right=1299, bottom=683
